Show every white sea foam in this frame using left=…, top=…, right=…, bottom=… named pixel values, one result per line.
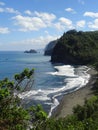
left=47, top=65, right=90, bottom=117
left=18, top=65, right=90, bottom=117
left=48, top=97, right=59, bottom=118
left=18, top=89, right=51, bottom=101
left=48, top=65, right=76, bottom=77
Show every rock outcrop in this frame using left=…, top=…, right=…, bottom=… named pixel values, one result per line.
left=24, top=49, right=37, bottom=53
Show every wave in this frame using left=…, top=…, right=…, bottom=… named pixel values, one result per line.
left=48, top=65, right=90, bottom=117
left=18, top=65, right=90, bottom=117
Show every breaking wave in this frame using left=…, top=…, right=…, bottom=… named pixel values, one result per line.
left=18, top=65, right=90, bottom=117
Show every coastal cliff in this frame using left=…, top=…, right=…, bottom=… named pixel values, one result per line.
left=44, top=40, right=58, bottom=56
left=51, top=30, right=98, bottom=65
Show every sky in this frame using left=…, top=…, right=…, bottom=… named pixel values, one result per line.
left=0, top=0, right=98, bottom=51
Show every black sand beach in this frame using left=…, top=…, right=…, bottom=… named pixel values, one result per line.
left=52, top=67, right=97, bottom=119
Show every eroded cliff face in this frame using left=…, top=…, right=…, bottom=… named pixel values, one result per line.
left=44, top=40, right=58, bottom=56
left=51, top=30, right=98, bottom=65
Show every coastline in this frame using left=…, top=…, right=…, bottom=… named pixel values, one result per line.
left=52, top=67, right=97, bottom=119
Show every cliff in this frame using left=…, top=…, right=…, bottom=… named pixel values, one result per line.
left=51, top=30, right=98, bottom=65
left=44, top=40, right=58, bottom=56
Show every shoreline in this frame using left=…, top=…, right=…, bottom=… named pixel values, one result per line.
left=52, top=67, right=97, bottom=119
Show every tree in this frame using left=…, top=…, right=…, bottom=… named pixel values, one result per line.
left=0, top=68, right=34, bottom=129
left=14, top=68, right=35, bottom=91
left=0, top=68, right=48, bottom=129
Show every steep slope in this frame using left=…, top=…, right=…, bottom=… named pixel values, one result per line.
left=51, top=30, right=98, bottom=65
left=44, top=40, right=58, bottom=56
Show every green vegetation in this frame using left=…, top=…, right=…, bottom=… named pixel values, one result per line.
left=0, top=30, right=98, bottom=129
left=0, top=68, right=98, bottom=130
left=51, top=30, right=98, bottom=65
left=0, top=68, right=47, bottom=130
left=32, top=76, right=98, bottom=130
left=33, top=30, right=98, bottom=130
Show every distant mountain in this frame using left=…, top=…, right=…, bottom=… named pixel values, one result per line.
left=51, top=30, right=98, bottom=65
left=44, top=40, right=58, bottom=56
left=24, top=49, right=37, bottom=53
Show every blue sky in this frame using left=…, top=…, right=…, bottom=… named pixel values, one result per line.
left=0, top=0, right=98, bottom=50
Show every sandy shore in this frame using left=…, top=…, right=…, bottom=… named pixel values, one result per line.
left=52, top=67, right=97, bottom=119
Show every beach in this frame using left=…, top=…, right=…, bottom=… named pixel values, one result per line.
left=52, top=67, right=97, bottom=119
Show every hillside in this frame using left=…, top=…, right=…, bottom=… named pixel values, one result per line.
left=51, top=30, right=98, bottom=65
left=44, top=40, right=58, bottom=56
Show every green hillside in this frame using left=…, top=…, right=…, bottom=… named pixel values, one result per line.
left=51, top=30, right=98, bottom=65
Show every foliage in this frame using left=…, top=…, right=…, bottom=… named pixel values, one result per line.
left=33, top=95, right=98, bottom=130
left=0, top=68, right=47, bottom=130
left=1, top=29, right=98, bottom=129
left=51, top=30, right=98, bottom=65
left=0, top=69, right=98, bottom=130
left=50, top=29, right=98, bottom=130
left=32, top=72, right=98, bottom=130
left=14, top=68, right=35, bottom=91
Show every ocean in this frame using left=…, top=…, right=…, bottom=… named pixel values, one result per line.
left=0, top=51, right=90, bottom=116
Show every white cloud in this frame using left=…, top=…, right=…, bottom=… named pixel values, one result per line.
left=54, top=22, right=64, bottom=31
left=34, top=11, right=56, bottom=26
left=76, top=20, right=85, bottom=28
left=65, top=8, right=76, bottom=13
left=88, top=19, right=98, bottom=29
left=59, top=17, right=72, bottom=25
left=0, top=27, right=10, bottom=34
left=12, top=15, right=47, bottom=31
left=54, top=17, right=73, bottom=31
left=0, top=7, right=20, bottom=14
left=84, top=12, right=98, bottom=18
left=24, top=35, right=58, bottom=46
left=11, top=34, right=60, bottom=50
left=5, top=8, right=20, bottom=14
left=0, top=2, right=5, bottom=6
left=24, top=10, right=32, bottom=15
left=12, top=12, right=57, bottom=32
